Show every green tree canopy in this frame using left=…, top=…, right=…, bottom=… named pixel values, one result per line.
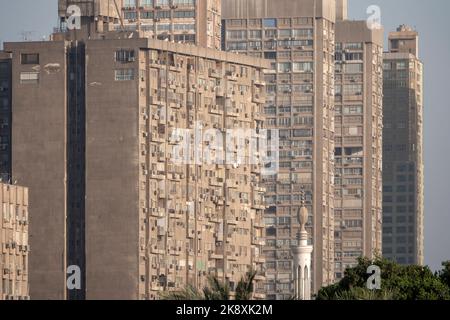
left=317, top=257, right=450, bottom=300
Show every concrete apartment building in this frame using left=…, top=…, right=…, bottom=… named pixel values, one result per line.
left=2, top=0, right=270, bottom=300
left=58, top=0, right=222, bottom=49
left=222, top=0, right=337, bottom=297
left=0, top=182, right=30, bottom=300
left=382, top=25, right=424, bottom=265
left=333, top=20, right=383, bottom=280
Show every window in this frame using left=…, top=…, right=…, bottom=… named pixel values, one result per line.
left=227, top=42, right=247, bottom=51
left=263, top=19, right=277, bottom=28
left=344, top=42, right=363, bottom=50
left=226, top=30, right=247, bottom=40
left=293, top=129, right=312, bottom=137
left=173, top=23, right=195, bottom=31
left=156, top=10, right=171, bottom=18
left=264, top=52, right=276, bottom=60
left=115, top=69, right=135, bottom=81
left=155, top=0, right=169, bottom=6
left=173, top=10, right=195, bottom=18
left=21, top=53, right=39, bottom=65
left=157, top=24, right=171, bottom=31
left=292, top=29, right=313, bottom=38
left=173, top=0, right=195, bottom=6
left=20, top=72, right=39, bottom=84
left=248, top=30, right=262, bottom=39
left=229, top=19, right=246, bottom=27
left=343, top=84, right=363, bottom=96
left=140, top=11, right=154, bottom=19
left=141, top=0, right=153, bottom=7
left=124, top=0, right=136, bottom=7
left=343, top=105, right=363, bottom=114
left=344, top=63, right=363, bottom=73
left=174, top=34, right=195, bottom=43
left=278, top=29, right=291, bottom=38
left=248, top=19, right=262, bottom=27
left=293, top=62, right=313, bottom=73
left=293, top=84, right=313, bottom=93
left=124, top=11, right=137, bottom=20
left=277, top=62, right=291, bottom=73
left=345, top=52, right=363, bottom=61
left=115, top=49, right=135, bottom=62
left=265, top=29, right=276, bottom=38
left=397, top=61, right=407, bottom=70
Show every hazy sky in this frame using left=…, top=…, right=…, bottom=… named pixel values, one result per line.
left=0, top=0, right=449, bottom=271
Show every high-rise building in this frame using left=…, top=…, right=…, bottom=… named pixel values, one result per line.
left=57, top=0, right=122, bottom=39
left=382, top=25, right=424, bottom=265
left=57, top=0, right=222, bottom=49
left=0, top=182, right=30, bottom=300
left=3, top=28, right=270, bottom=299
left=222, top=0, right=337, bottom=297
left=333, top=20, right=384, bottom=280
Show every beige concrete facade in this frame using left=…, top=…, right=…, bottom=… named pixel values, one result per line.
left=4, top=30, right=269, bottom=299
left=57, top=0, right=222, bottom=49
left=222, top=0, right=336, bottom=297
left=84, top=36, right=269, bottom=299
left=334, top=20, right=384, bottom=279
left=383, top=26, right=424, bottom=265
left=0, top=183, right=29, bottom=300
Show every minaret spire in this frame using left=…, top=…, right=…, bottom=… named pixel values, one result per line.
left=292, top=188, right=313, bottom=300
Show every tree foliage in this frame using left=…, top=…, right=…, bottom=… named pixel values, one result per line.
left=159, top=270, right=256, bottom=300
left=317, top=257, right=450, bottom=300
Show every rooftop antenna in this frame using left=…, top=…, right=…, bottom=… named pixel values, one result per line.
left=20, top=31, right=34, bottom=41
left=113, top=0, right=126, bottom=32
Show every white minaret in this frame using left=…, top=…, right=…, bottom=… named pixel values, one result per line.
left=292, top=199, right=313, bottom=300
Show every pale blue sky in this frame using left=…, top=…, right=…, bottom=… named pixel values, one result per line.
left=0, top=0, right=449, bottom=271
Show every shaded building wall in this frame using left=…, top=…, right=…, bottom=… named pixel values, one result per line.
left=5, top=41, right=68, bottom=300
left=383, top=51, right=424, bottom=265
left=334, top=20, right=384, bottom=279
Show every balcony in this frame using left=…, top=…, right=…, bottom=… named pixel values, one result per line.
left=253, top=79, right=266, bottom=87
left=209, top=251, right=224, bottom=260
left=149, top=96, right=163, bottom=105
left=209, top=104, right=224, bottom=115
left=225, top=108, right=239, bottom=117
left=209, top=69, right=222, bottom=79
left=151, top=170, right=165, bottom=180
left=215, top=87, right=225, bottom=97
left=252, top=237, right=266, bottom=246
left=252, top=93, right=264, bottom=104
left=151, top=132, right=165, bottom=143
left=252, top=201, right=266, bottom=210
left=226, top=72, right=238, bottom=81
left=209, top=177, right=224, bottom=187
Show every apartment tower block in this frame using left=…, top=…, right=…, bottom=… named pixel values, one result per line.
left=0, top=182, right=29, bottom=300
left=222, top=0, right=337, bottom=297
left=3, top=0, right=270, bottom=299
left=58, top=0, right=222, bottom=49
left=334, top=20, right=383, bottom=279
left=382, top=25, right=424, bottom=265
